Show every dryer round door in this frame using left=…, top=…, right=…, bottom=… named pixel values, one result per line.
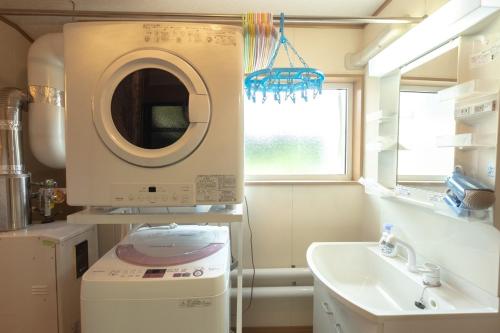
left=93, top=49, right=210, bottom=167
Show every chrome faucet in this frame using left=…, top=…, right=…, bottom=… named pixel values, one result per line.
left=385, top=236, right=418, bottom=273
left=380, top=232, right=441, bottom=287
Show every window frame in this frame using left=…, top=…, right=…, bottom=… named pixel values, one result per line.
left=244, top=81, right=354, bottom=182
left=397, top=84, right=454, bottom=182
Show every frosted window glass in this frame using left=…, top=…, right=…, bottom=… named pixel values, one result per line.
left=398, top=91, right=455, bottom=178
left=244, top=89, right=348, bottom=176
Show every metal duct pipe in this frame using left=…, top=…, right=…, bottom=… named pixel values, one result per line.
left=0, top=89, right=26, bottom=174
left=28, top=33, right=65, bottom=169
left=0, top=88, right=31, bottom=232
left=345, top=24, right=409, bottom=70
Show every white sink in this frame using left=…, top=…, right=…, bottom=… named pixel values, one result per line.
left=307, top=242, right=499, bottom=332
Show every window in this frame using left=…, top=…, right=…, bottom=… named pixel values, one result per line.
left=398, top=86, right=455, bottom=181
left=244, top=82, right=353, bottom=181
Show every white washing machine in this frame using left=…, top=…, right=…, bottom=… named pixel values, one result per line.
left=63, top=22, right=243, bottom=207
left=81, top=224, right=230, bottom=333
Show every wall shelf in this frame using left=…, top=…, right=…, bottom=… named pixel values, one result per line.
left=437, top=144, right=496, bottom=150
left=455, top=145, right=496, bottom=150
left=360, top=180, right=493, bottom=224
left=394, top=185, right=493, bottom=225
left=438, top=79, right=500, bottom=102
left=436, top=133, right=497, bottom=150
left=358, top=177, right=395, bottom=198
left=366, top=111, right=397, bottom=124
left=366, top=142, right=396, bottom=152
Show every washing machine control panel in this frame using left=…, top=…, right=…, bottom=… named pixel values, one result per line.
left=111, top=183, right=194, bottom=205
left=143, top=268, right=167, bottom=278
left=91, top=266, right=219, bottom=280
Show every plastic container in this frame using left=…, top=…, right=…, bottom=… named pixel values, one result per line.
left=379, top=223, right=396, bottom=257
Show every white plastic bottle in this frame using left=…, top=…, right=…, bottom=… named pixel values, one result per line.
left=379, top=223, right=396, bottom=257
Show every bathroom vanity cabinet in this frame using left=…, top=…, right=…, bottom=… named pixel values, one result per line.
left=313, top=280, right=379, bottom=333
left=313, top=279, right=500, bottom=333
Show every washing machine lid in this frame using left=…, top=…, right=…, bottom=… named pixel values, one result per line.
left=116, top=225, right=226, bottom=266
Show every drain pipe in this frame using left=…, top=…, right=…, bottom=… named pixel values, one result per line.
left=231, top=267, right=312, bottom=286
left=230, top=286, right=313, bottom=299
left=27, top=33, right=65, bottom=169
left=230, top=268, right=313, bottom=299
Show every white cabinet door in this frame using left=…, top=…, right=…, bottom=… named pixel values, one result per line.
left=313, top=279, right=381, bottom=333
left=0, top=237, right=58, bottom=333
left=313, top=280, right=337, bottom=333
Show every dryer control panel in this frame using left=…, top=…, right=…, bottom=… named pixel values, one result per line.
left=111, top=183, right=194, bottom=205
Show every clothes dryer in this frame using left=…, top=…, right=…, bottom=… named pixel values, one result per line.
left=63, top=22, right=243, bottom=207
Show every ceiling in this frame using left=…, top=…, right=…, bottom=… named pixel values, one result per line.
left=0, top=0, right=387, bottom=39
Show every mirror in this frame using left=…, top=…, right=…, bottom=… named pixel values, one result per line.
left=396, top=47, right=458, bottom=192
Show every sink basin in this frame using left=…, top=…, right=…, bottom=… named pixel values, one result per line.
left=307, top=242, right=499, bottom=332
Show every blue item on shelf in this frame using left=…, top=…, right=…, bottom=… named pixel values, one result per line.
left=444, top=169, right=495, bottom=216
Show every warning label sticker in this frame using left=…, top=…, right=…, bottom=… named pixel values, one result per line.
left=142, top=24, right=237, bottom=46
left=196, top=175, right=237, bottom=203
left=179, top=298, right=212, bottom=308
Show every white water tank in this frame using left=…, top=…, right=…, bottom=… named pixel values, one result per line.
left=27, top=33, right=66, bottom=169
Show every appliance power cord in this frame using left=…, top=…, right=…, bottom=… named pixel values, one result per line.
left=244, top=195, right=256, bottom=313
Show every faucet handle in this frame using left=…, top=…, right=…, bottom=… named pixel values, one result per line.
left=418, top=263, right=441, bottom=287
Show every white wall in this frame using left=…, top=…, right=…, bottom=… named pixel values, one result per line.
left=363, top=1, right=500, bottom=297
left=277, top=27, right=364, bottom=75
left=239, top=184, right=366, bottom=268
left=0, top=21, right=30, bottom=88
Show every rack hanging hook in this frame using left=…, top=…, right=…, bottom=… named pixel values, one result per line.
left=279, top=13, right=286, bottom=43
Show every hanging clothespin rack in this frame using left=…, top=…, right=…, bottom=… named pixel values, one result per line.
left=244, top=13, right=325, bottom=103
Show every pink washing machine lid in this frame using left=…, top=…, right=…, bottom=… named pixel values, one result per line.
left=115, top=225, right=226, bottom=267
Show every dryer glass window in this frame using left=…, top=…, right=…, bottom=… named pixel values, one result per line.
left=111, top=68, right=189, bottom=149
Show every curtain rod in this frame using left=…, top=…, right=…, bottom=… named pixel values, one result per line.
left=0, top=8, right=424, bottom=25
